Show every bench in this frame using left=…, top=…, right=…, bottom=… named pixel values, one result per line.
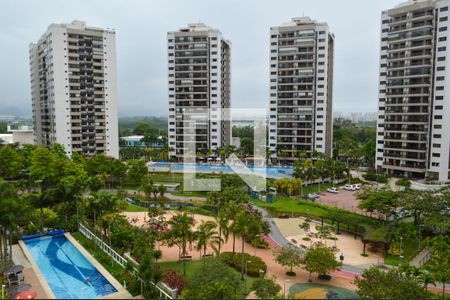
left=180, top=255, right=192, bottom=261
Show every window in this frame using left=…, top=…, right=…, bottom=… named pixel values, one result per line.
left=440, top=16, right=448, bottom=22
left=438, top=47, right=447, bottom=51
left=436, top=86, right=445, bottom=91
left=436, top=96, right=444, bottom=100
left=437, top=76, right=445, bottom=81
left=431, top=162, right=440, bottom=167
left=433, top=143, right=441, bottom=148
left=439, top=26, right=447, bottom=32
left=440, top=6, right=448, bottom=12
left=432, top=153, right=441, bottom=157
left=439, top=36, right=447, bottom=42
left=438, top=56, right=446, bottom=61
left=437, top=66, right=445, bottom=71
left=433, top=134, right=442, bottom=138
left=382, top=19, right=389, bottom=24
left=435, top=115, right=443, bottom=119
left=434, top=124, right=442, bottom=129
left=435, top=105, right=443, bottom=110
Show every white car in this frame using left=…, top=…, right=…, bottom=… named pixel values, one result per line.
left=343, top=184, right=353, bottom=190
left=327, top=187, right=339, bottom=193
left=353, top=184, right=361, bottom=190
left=344, top=184, right=357, bottom=191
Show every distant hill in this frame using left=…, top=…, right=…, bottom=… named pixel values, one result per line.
left=119, top=116, right=167, bottom=131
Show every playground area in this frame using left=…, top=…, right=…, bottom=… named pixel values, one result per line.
left=289, top=283, right=359, bottom=299
left=274, top=216, right=383, bottom=268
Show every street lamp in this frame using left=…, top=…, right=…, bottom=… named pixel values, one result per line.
left=283, top=279, right=290, bottom=299
left=244, top=260, right=251, bottom=294
left=399, top=236, right=404, bottom=266
left=259, top=269, right=265, bottom=278
left=423, top=270, right=429, bottom=291
left=254, top=234, right=260, bottom=256
left=418, top=224, right=424, bottom=249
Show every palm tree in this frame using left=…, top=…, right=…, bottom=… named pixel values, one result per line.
left=164, top=213, right=195, bottom=275
left=224, top=202, right=241, bottom=254
left=234, top=211, right=261, bottom=279
left=215, top=210, right=230, bottom=255
left=195, top=221, right=221, bottom=258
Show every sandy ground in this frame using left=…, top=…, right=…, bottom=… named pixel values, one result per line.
left=274, top=217, right=384, bottom=269
left=123, top=211, right=358, bottom=292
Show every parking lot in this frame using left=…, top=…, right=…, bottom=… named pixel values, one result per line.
left=314, top=188, right=367, bottom=215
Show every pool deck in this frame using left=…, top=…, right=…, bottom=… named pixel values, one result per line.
left=16, top=233, right=131, bottom=299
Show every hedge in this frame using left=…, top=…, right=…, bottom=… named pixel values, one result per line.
left=219, top=252, right=267, bottom=277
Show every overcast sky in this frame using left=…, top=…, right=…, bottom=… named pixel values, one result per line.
left=0, top=0, right=403, bottom=117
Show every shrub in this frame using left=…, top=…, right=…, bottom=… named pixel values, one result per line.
left=251, top=238, right=270, bottom=249
left=162, top=269, right=187, bottom=293
left=220, top=252, right=267, bottom=277
left=363, top=172, right=389, bottom=183
left=395, top=178, right=411, bottom=188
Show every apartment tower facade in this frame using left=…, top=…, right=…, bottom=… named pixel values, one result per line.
left=376, top=0, right=450, bottom=182
left=29, top=20, right=119, bottom=158
left=268, top=17, right=334, bottom=165
left=167, top=23, right=231, bottom=160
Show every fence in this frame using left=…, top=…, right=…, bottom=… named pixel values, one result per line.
left=78, top=222, right=173, bottom=299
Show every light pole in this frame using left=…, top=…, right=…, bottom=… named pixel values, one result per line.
left=418, top=224, right=424, bottom=249
left=254, top=234, right=260, bottom=256
left=259, top=269, right=265, bottom=278
left=244, top=260, right=251, bottom=294
left=334, top=225, right=337, bottom=248
left=423, top=270, right=429, bottom=291
left=2, top=284, right=6, bottom=299
left=283, top=279, right=290, bottom=299
left=399, top=236, right=403, bottom=266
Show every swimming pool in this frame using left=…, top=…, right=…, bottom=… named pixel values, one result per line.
left=149, top=162, right=294, bottom=178
left=24, top=235, right=117, bottom=299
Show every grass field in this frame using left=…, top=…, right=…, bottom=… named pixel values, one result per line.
left=159, top=259, right=257, bottom=298
left=125, top=203, right=148, bottom=212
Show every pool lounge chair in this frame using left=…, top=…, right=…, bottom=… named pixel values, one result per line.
left=6, top=272, right=24, bottom=286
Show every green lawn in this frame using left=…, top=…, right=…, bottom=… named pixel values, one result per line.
left=384, top=237, right=419, bottom=266
left=170, top=191, right=208, bottom=197
left=159, top=259, right=257, bottom=298
left=252, top=197, right=329, bottom=218
left=125, top=203, right=148, bottom=212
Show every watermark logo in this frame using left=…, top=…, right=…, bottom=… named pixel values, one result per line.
left=182, top=108, right=267, bottom=192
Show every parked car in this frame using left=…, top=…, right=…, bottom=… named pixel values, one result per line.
left=353, top=184, right=361, bottom=190
left=343, top=184, right=354, bottom=190
left=327, top=187, right=339, bottom=193
left=306, top=193, right=319, bottom=201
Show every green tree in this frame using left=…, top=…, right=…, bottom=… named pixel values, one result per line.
left=275, top=245, right=303, bottom=276
left=163, top=213, right=195, bottom=275
left=304, top=245, right=340, bottom=280
left=127, top=159, right=147, bottom=183
left=428, top=235, right=450, bottom=298
left=251, top=276, right=281, bottom=299
left=0, top=144, right=23, bottom=179
left=354, top=267, right=432, bottom=300
left=181, top=258, right=241, bottom=299
left=357, top=187, right=399, bottom=221
left=234, top=210, right=262, bottom=279
left=194, top=220, right=221, bottom=258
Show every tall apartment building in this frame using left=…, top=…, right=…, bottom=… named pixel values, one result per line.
left=268, top=17, right=334, bottom=165
left=29, top=20, right=119, bottom=158
left=376, top=0, right=450, bottom=182
left=167, top=23, right=231, bottom=160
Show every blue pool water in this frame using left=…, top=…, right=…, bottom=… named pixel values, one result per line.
left=149, top=162, right=294, bottom=178
left=24, top=235, right=117, bottom=299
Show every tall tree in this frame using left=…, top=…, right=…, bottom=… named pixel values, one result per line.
left=275, top=245, right=303, bottom=276
left=354, top=267, right=431, bottom=300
